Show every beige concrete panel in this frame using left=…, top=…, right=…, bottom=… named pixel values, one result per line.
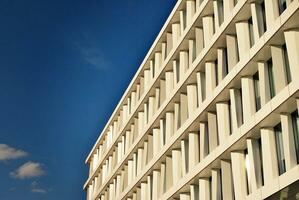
left=148, top=96, right=155, bottom=121
left=229, top=88, right=243, bottom=133
left=200, top=122, right=209, bottom=160
left=195, top=27, right=204, bottom=55
left=180, top=93, right=188, bottom=125
left=172, top=23, right=181, bottom=46
left=211, top=169, right=222, bottom=200
left=180, top=193, right=191, bottom=200
left=284, top=30, right=299, bottom=84
left=264, top=0, right=279, bottom=29
left=155, top=52, right=162, bottom=75
left=153, top=128, right=161, bottom=156
left=180, top=51, right=189, bottom=80
left=175, top=103, right=181, bottom=131
left=258, top=62, right=271, bottom=106
left=188, top=132, right=200, bottom=170
left=205, top=62, right=217, bottom=99
left=147, top=135, right=153, bottom=163
left=187, top=84, right=198, bottom=118
left=128, top=160, right=133, bottom=185
left=166, top=112, right=174, bottom=143
left=208, top=112, right=219, bottom=152
left=141, top=182, right=148, bottom=200
left=220, top=160, right=234, bottom=200
left=166, top=32, right=173, bottom=56
left=260, top=128, right=279, bottom=185
left=216, top=102, right=230, bottom=145
left=138, top=111, right=144, bottom=136
left=143, top=141, right=148, bottom=168
left=186, top=0, right=195, bottom=26
left=226, top=34, right=239, bottom=72
left=241, top=77, right=256, bottom=123
left=153, top=170, right=161, bottom=199
left=144, top=69, right=150, bottom=92
left=195, top=0, right=201, bottom=12
left=160, top=79, right=166, bottom=105
left=172, top=149, right=182, bottom=182
left=223, top=0, right=234, bottom=20
left=160, top=163, right=166, bottom=194
left=271, top=46, right=288, bottom=93
left=165, top=71, right=175, bottom=99
left=231, top=151, right=247, bottom=200
left=280, top=114, right=297, bottom=170
left=165, top=156, right=173, bottom=191
left=236, top=21, right=251, bottom=60
left=199, top=178, right=211, bottom=200
left=137, top=148, right=144, bottom=175
left=202, top=15, right=215, bottom=47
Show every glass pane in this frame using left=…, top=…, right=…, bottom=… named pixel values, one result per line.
left=283, top=44, right=292, bottom=83
left=274, top=124, right=286, bottom=175
left=279, top=0, right=287, bottom=14
left=253, top=72, right=261, bottom=111
left=267, top=59, right=276, bottom=98
left=291, top=111, right=299, bottom=164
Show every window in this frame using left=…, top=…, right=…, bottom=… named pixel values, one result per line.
left=267, top=58, right=276, bottom=98
left=274, top=124, right=286, bottom=175
left=279, top=0, right=287, bottom=14
left=253, top=72, right=261, bottom=111
left=245, top=149, right=251, bottom=194
left=261, top=1, right=267, bottom=33
left=291, top=111, right=299, bottom=163
left=215, top=59, right=219, bottom=86
left=282, top=44, right=292, bottom=83
left=248, top=17, right=255, bottom=47
left=217, top=0, right=224, bottom=26
left=258, top=138, right=264, bottom=186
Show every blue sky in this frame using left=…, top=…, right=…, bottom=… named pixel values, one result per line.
left=0, top=0, right=176, bottom=199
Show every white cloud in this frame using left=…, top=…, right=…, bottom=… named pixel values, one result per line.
left=0, top=144, right=27, bottom=161
left=10, top=161, right=45, bottom=179
left=72, top=33, right=110, bottom=70
left=31, top=188, right=47, bottom=193
left=31, top=181, right=47, bottom=194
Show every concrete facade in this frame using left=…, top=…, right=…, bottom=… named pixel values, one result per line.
left=84, top=0, right=299, bottom=199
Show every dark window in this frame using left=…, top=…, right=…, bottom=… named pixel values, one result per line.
left=253, top=72, right=261, bottom=111
left=258, top=138, right=264, bottom=186
left=274, top=124, right=286, bottom=175
left=261, top=1, right=267, bottom=32
left=291, top=111, right=299, bottom=163
left=282, top=44, right=292, bottom=83
left=279, top=0, right=287, bottom=14
left=267, top=58, right=276, bottom=98
left=248, top=17, right=254, bottom=47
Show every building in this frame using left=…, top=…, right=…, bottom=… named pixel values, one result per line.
left=84, top=0, right=299, bottom=199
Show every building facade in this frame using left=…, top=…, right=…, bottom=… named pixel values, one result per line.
left=84, top=0, right=299, bottom=199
